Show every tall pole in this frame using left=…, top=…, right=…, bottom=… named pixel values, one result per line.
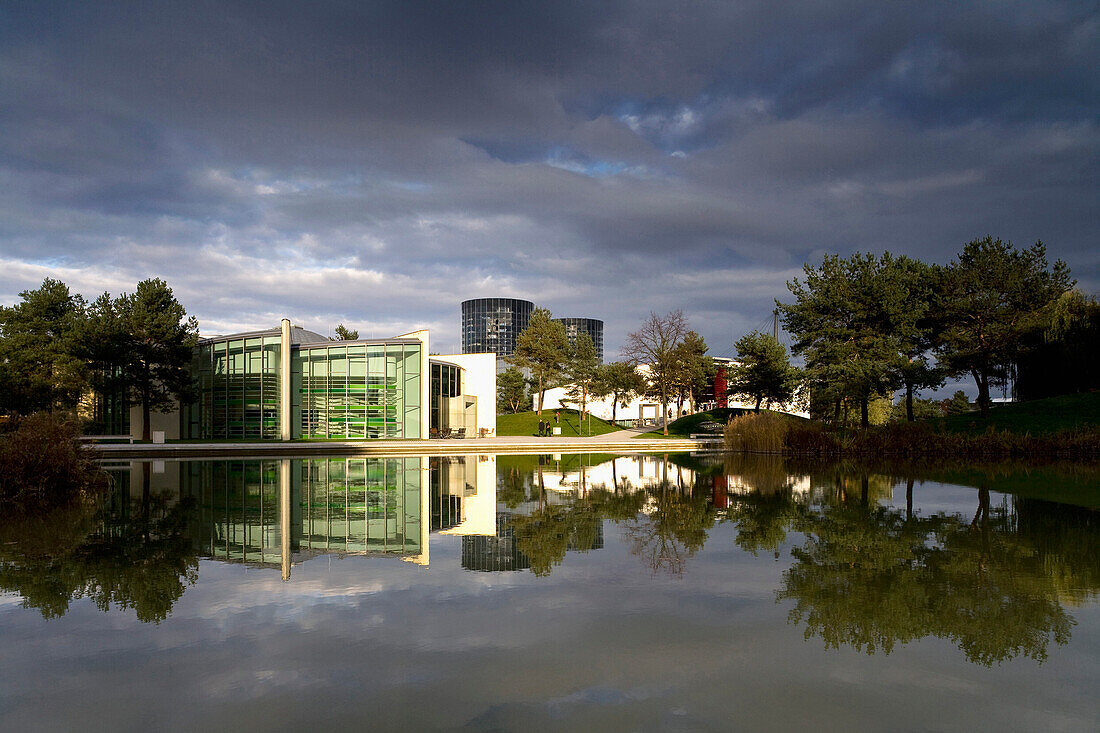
left=773, top=308, right=779, bottom=340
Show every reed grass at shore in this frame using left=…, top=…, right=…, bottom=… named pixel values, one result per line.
left=724, top=411, right=1100, bottom=459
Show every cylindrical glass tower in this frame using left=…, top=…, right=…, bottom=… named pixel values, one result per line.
left=461, top=298, right=535, bottom=364
left=556, top=317, right=605, bottom=363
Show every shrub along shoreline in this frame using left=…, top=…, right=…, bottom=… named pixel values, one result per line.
left=0, top=412, right=109, bottom=510
left=723, top=411, right=1100, bottom=460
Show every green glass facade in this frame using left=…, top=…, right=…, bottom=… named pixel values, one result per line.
left=181, top=458, right=423, bottom=563
left=183, top=334, right=282, bottom=440
left=182, top=332, right=423, bottom=440
left=292, top=342, right=421, bottom=439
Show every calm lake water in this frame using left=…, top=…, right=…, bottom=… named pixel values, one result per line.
left=2, top=453, right=1099, bottom=731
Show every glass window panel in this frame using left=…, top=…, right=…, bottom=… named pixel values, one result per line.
left=349, top=354, right=365, bottom=379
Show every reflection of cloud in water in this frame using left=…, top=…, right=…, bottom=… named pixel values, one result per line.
left=3, top=455, right=1100, bottom=730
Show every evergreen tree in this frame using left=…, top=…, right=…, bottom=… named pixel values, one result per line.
left=561, top=332, right=600, bottom=421
left=497, top=367, right=528, bottom=414
left=511, top=307, right=570, bottom=415
left=74, top=292, right=133, bottom=432
left=781, top=253, right=908, bottom=427
left=332, top=324, right=358, bottom=340
left=887, top=257, right=945, bottom=421
left=0, top=279, right=86, bottom=414
left=943, top=390, right=972, bottom=415
left=936, top=237, right=1072, bottom=417
left=121, top=279, right=199, bottom=441
left=728, top=331, right=799, bottom=411
left=670, top=330, right=712, bottom=416
left=592, top=361, right=647, bottom=424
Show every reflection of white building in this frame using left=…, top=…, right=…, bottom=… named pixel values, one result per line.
left=534, top=455, right=811, bottom=505
left=539, top=455, right=671, bottom=494
left=438, top=454, right=498, bottom=536
left=724, top=473, right=810, bottom=495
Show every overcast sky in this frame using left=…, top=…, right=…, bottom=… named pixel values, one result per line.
left=1, top=0, right=1096, bottom=358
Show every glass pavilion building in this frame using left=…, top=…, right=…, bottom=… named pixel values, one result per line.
left=145, top=320, right=495, bottom=442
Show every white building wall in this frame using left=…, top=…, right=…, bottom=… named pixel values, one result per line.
left=435, top=352, right=497, bottom=436
left=537, top=387, right=671, bottom=424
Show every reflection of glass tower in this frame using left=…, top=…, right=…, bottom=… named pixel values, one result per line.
left=461, top=512, right=531, bottom=571
left=556, top=317, right=604, bottom=363
left=461, top=298, right=534, bottom=366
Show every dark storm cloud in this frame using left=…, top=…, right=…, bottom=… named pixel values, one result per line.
left=0, top=0, right=1096, bottom=355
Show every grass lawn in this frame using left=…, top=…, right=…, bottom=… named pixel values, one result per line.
left=929, top=392, right=1100, bottom=435
left=496, top=409, right=621, bottom=437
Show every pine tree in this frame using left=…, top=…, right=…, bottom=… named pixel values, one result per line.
left=936, top=237, right=1072, bottom=417
left=562, top=332, right=600, bottom=421
left=592, top=361, right=647, bottom=424
left=0, top=279, right=86, bottom=414
left=728, top=331, right=799, bottom=411
left=121, top=279, right=199, bottom=441
left=511, top=307, right=570, bottom=415
left=497, top=367, right=528, bottom=414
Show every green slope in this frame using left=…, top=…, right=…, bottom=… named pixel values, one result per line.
left=932, top=392, right=1100, bottom=435
left=496, top=409, right=620, bottom=437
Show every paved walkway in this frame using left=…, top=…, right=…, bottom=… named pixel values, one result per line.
left=92, top=428, right=720, bottom=459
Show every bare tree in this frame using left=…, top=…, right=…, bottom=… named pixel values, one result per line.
left=623, top=310, right=689, bottom=435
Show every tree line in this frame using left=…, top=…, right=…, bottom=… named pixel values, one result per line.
left=500, top=236, right=1087, bottom=432
left=779, top=236, right=1079, bottom=426
left=0, top=278, right=198, bottom=440
left=498, top=307, right=715, bottom=435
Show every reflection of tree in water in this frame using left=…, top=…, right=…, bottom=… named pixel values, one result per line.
left=721, top=454, right=805, bottom=557
left=777, top=482, right=1083, bottom=665
left=509, top=464, right=603, bottom=577
left=621, top=465, right=718, bottom=576
left=497, top=463, right=533, bottom=509
left=0, top=491, right=198, bottom=623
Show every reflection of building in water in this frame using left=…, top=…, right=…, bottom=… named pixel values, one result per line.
left=430, top=457, right=467, bottom=531
left=532, top=454, right=810, bottom=514
left=430, top=455, right=498, bottom=535
left=536, top=455, right=667, bottom=496
left=180, top=457, right=429, bottom=575
left=156, top=453, right=503, bottom=577
left=462, top=512, right=531, bottom=572
left=460, top=509, right=602, bottom=572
